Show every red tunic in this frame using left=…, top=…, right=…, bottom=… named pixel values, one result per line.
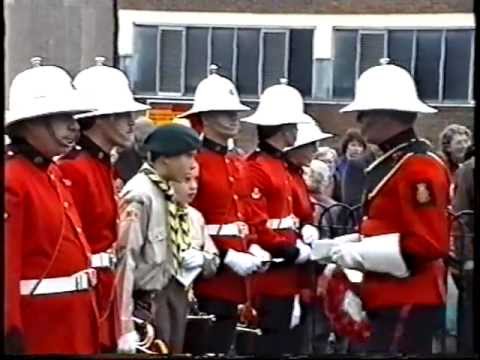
left=287, top=163, right=318, bottom=299
left=359, top=140, right=451, bottom=310
left=57, top=135, right=119, bottom=351
left=191, top=138, right=256, bottom=304
left=5, top=141, right=99, bottom=354
left=247, top=143, right=299, bottom=298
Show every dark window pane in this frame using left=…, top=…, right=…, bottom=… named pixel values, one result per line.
left=262, top=31, right=287, bottom=90
left=359, top=33, right=385, bottom=74
left=415, top=30, right=442, bottom=100
left=211, top=28, right=234, bottom=79
left=158, top=29, right=183, bottom=93
left=186, top=27, right=208, bottom=95
left=444, top=30, right=472, bottom=101
left=333, top=30, right=357, bottom=99
left=388, top=30, right=414, bottom=72
left=237, top=28, right=260, bottom=96
left=289, top=29, right=313, bottom=97
left=133, top=25, right=157, bottom=93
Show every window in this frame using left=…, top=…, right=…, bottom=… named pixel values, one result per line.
left=261, top=30, right=288, bottom=91
left=132, top=25, right=157, bottom=93
left=331, top=28, right=474, bottom=104
left=158, top=29, right=185, bottom=93
left=130, top=25, right=313, bottom=98
left=333, top=30, right=357, bottom=99
left=237, top=28, right=260, bottom=96
left=185, top=27, right=208, bottom=95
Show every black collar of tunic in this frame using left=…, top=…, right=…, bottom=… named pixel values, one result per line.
left=202, top=137, right=228, bottom=155
left=378, top=128, right=417, bottom=153
left=77, top=134, right=111, bottom=165
left=6, top=138, right=52, bottom=169
left=258, top=141, right=284, bottom=159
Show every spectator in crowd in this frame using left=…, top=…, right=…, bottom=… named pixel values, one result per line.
left=340, top=147, right=377, bottom=207
left=115, top=116, right=156, bottom=182
left=451, top=145, right=474, bottom=354
left=336, top=128, right=367, bottom=181
left=335, top=129, right=375, bottom=206
left=304, top=159, right=338, bottom=235
left=438, top=124, right=472, bottom=175
left=314, top=146, right=338, bottom=199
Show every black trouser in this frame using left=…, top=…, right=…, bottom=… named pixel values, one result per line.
left=349, top=305, right=444, bottom=354
left=255, top=296, right=297, bottom=356
left=457, top=271, right=473, bottom=354
left=196, top=298, right=238, bottom=355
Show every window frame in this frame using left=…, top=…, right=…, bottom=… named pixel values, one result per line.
left=155, top=26, right=186, bottom=96
left=258, top=28, right=290, bottom=94
left=131, top=23, right=307, bottom=100
left=330, top=26, right=475, bottom=106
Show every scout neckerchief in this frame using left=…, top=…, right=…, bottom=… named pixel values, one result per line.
left=140, top=164, right=191, bottom=274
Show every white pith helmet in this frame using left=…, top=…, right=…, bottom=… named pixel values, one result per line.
left=5, top=57, right=95, bottom=129
left=73, top=56, right=150, bottom=119
left=242, top=78, right=312, bottom=126
left=179, top=64, right=250, bottom=118
left=284, top=117, right=334, bottom=152
left=340, top=58, right=437, bottom=114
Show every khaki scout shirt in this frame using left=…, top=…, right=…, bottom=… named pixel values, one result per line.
left=187, top=206, right=220, bottom=279
left=117, top=164, right=174, bottom=335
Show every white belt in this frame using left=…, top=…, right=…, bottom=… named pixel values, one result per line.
left=206, top=222, right=250, bottom=237
left=20, top=268, right=97, bottom=296
left=91, top=251, right=117, bottom=269
left=267, top=215, right=299, bottom=231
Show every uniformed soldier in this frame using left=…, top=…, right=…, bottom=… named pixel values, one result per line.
left=116, top=124, right=201, bottom=353
left=328, top=58, right=451, bottom=353
left=242, top=80, right=314, bottom=356
left=5, top=58, right=100, bottom=354
left=178, top=65, right=264, bottom=354
left=283, top=119, right=334, bottom=354
left=56, top=57, right=151, bottom=353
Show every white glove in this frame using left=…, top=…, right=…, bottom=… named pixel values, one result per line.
left=301, top=224, right=319, bottom=244
left=224, top=249, right=262, bottom=276
left=330, top=242, right=364, bottom=270
left=295, top=239, right=312, bottom=264
left=333, top=233, right=362, bottom=244
left=181, top=248, right=205, bottom=269
left=117, top=331, right=139, bottom=353
left=289, top=294, right=302, bottom=329
left=248, top=244, right=271, bottom=273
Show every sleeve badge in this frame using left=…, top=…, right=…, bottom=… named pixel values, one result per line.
left=415, top=182, right=435, bottom=207
left=251, top=187, right=262, bottom=200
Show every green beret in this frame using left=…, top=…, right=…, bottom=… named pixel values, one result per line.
left=144, top=123, right=201, bottom=157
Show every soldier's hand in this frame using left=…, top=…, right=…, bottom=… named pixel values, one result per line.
left=248, top=244, right=271, bottom=273
left=295, top=239, right=312, bottom=264
left=301, top=224, right=319, bottom=244
left=117, top=331, right=139, bottom=353
left=224, top=249, right=262, bottom=276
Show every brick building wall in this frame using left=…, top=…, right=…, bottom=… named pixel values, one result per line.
left=118, top=0, right=473, bottom=13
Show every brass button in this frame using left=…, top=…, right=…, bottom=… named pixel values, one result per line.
left=63, top=201, right=69, bottom=208
left=233, top=194, right=238, bottom=200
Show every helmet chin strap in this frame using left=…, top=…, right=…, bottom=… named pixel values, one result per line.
left=45, top=120, right=71, bottom=148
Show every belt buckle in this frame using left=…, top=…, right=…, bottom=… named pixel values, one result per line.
left=237, top=222, right=249, bottom=238
left=75, top=271, right=89, bottom=290
left=86, top=268, right=97, bottom=287
left=107, top=251, right=117, bottom=270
